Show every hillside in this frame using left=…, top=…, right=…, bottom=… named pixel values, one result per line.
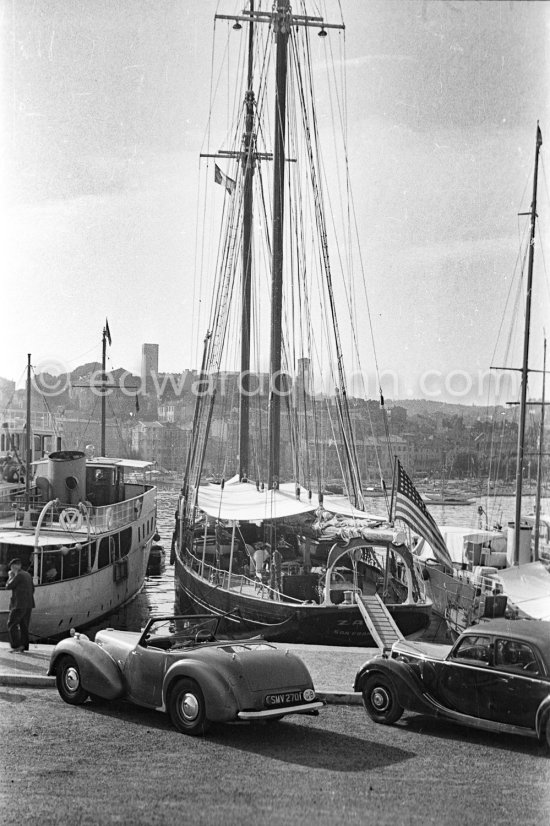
left=393, top=399, right=504, bottom=421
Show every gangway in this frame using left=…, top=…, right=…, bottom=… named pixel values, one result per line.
left=355, top=593, right=404, bottom=653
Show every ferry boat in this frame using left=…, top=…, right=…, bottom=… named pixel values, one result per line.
left=1, top=342, right=157, bottom=642
left=0, top=450, right=157, bottom=641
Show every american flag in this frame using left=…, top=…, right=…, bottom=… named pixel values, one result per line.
left=392, top=459, right=453, bottom=569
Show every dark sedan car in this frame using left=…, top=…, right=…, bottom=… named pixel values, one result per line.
left=49, top=614, right=323, bottom=735
left=354, top=619, right=550, bottom=749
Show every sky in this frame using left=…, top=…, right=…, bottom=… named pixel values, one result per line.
left=1, top=0, right=550, bottom=406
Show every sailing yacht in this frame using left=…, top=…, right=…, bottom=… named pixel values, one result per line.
left=173, top=1, right=432, bottom=646
left=415, top=124, right=550, bottom=632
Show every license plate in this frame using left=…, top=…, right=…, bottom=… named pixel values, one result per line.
left=265, top=688, right=316, bottom=707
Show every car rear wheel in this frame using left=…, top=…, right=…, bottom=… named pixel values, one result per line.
left=169, top=678, right=210, bottom=736
left=544, top=715, right=550, bottom=751
left=56, top=655, right=89, bottom=705
left=362, top=674, right=403, bottom=725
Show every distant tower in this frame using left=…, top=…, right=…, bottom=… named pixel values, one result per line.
left=141, top=344, right=159, bottom=395
left=296, top=357, right=311, bottom=403
left=141, top=343, right=159, bottom=419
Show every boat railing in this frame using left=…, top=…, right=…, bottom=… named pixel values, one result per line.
left=414, top=558, right=507, bottom=631
left=0, top=484, right=25, bottom=503
left=185, top=548, right=304, bottom=604
left=9, top=489, right=153, bottom=534
left=0, top=485, right=26, bottom=516
left=456, top=568, right=503, bottom=595
left=89, top=494, right=147, bottom=533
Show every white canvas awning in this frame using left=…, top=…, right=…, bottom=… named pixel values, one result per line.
left=278, top=483, right=381, bottom=522
left=496, top=562, right=550, bottom=621
left=192, top=482, right=316, bottom=521
left=191, top=480, right=382, bottom=523
left=318, top=494, right=381, bottom=522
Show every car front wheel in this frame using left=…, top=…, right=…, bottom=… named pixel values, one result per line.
left=168, top=678, right=210, bottom=736
left=56, top=655, right=89, bottom=705
left=362, top=674, right=404, bottom=725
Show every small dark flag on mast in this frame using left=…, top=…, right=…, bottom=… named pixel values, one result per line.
left=537, top=125, right=543, bottom=147
left=214, top=163, right=236, bottom=195
left=105, top=319, right=112, bottom=346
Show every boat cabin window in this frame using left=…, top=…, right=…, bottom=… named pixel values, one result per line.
left=98, top=535, right=118, bottom=569
left=452, top=635, right=492, bottom=665
left=120, top=527, right=132, bottom=557
left=86, top=466, right=117, bottom=506
left=39, top=543, right=92, bottom=583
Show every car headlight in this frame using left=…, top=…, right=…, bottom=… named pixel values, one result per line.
left=394, top=653, right=417, bottom=664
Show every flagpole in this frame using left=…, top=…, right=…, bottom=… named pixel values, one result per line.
left=513, top=123, right=542, bottom=565
left=101, top=324, right=107, bottom=456
left=389, top=456, right=398, bottom=525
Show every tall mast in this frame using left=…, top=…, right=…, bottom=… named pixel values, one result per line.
left=533, top=337, right=546, bottom=560
left=101, top=326, right=107, bottom=456
left=24, top=354, right=32, bottom=517
left=513, top=123, right=543, bottom=564
left=268, top=0, right=290, bottom=491
left=218, top=3, right=344, bottom=490
left=238, top=0, right=255, bottom=481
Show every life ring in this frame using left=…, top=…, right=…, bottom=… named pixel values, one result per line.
left=59, top=507, right=83, bottom=531
left=106, top=507, right=114, bottom=529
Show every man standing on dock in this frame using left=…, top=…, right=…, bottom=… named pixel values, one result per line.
left=5, top=558, right=35, bottom=653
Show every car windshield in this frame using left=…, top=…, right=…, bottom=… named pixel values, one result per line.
left=142, top=616, right=220, bottom=649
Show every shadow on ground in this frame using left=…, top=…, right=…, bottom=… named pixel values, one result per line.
left=397, top=713, right=545, bottom=756
left=81, top=698, right=415, bottom=770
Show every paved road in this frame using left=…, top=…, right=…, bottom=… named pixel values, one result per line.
left=1, top=687, right=549, bottom=826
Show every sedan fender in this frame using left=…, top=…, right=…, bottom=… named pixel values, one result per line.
left=535, top=695, right=550, bottom=740
left=355, top=657, right=436, bottom=716
left=49, top=637, right=125, bottom=700
left=162, top=660, right=240, bottom=722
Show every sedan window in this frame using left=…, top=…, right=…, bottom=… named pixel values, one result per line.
left=452, top=635, right=492, bottom=664
left=495, top=639, right=539, bottom=674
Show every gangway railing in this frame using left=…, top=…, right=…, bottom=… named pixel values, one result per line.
left=354, top=593, right=404, bottom=653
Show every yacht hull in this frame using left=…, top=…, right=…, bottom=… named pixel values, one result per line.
left=175, top=556, right=431, bottom=647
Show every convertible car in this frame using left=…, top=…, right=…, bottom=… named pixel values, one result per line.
left=48, top=614, right=323, bottom=735
left=354, top=618, right=550, bottom=749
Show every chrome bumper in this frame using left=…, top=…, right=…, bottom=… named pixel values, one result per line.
left=238, top=701, right=325, bottom=720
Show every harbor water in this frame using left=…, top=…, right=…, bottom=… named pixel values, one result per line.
left=84, top=486, right=549, bottom=639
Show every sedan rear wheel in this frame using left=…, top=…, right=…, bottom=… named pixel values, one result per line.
left=545, top=715, right=550, bottom=751
left=56, top=655, right=89, bottom=705
left=169, top=678, right=210, bottom=736
left=362, top=674, right=403, bottom=725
